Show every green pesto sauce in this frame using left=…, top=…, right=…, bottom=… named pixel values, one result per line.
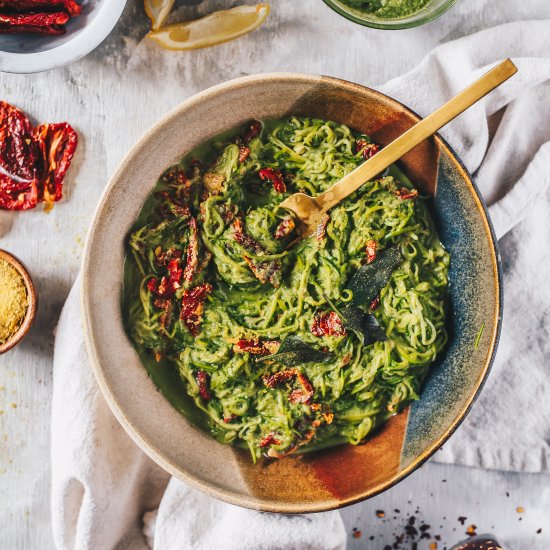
left=339, top=0, right=431, bottom=19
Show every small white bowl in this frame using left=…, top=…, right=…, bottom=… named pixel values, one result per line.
left=0, top=0, right=127, bottom=74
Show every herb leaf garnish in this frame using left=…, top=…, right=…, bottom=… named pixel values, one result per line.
left=257, top=335, right=333, bottom=367
left=348, top=245, right=402, bottom=306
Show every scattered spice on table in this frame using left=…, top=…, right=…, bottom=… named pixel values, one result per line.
left=466, top=524, right=477, bottom=537
left=515, top=506, right=524, bottom=513
left=0, top=101, right=77, bottom=210
left=0, top=0, right=81, bottom=35
left=0, top=256, right=28, bottom=344
left=376, top=509, right=386, bottom=518
left=458, top=516, right=467, bottom=525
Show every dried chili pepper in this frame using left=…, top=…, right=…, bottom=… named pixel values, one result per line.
left=233, top=338, right=280, bottom=355
left=394, top=187, right=419, bottom=200
left=274, top=216, right=295, bottom=239
left=365, top=239, right=377, bottom=264
left=0, top=11, right=69, bottom=27
left=260, top=433, right=281, bottom=448
left=238, top=145, right=250, bottom=163
left=311, top=310, right=346, bottom=337
left=34, top=122, right=78, bottom=204
left=258, top=168, right=286, bottom=193
left=0, top=0, right=82, bottom=16
left=180, top=283, right=212, bottom=336
left=355, top=138, right=380, bottom=160
left=195, top=370, right=211, bottom=401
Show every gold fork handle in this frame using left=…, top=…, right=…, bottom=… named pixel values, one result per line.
left=315, top=58, right=518, bottom=211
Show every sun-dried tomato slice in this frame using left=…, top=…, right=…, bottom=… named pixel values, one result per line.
left=394, top=187, right=419, bottom=200
left=263, top=369, right=315, bottom=405
left=233, top=338, right=280, bottom=355
left=180, top=283, right=212, bottom=336
left=238, top=145, right=250, bottom=163
left=369, top=295, right=381, bottom=310
left=311, top=310, right=346, bottom=338
left=0, top=0, right=81, bottom=16
left=243, top=120, right=262, bottom=144
left=315, top=213, right=330, bottom=241
left=0, top=23, right=66, bottom=34
left=260, top=433, right=281, bottom=448
left=258, top=168, right=286, bottom=193
left=355, top=139, right=380, bottom=160
left=0, top=11, right=69, bottom=27
left=0, top=173, right=39, bottom=210
left=34, top=122, right=78, bottom=204
left=274, top=216, right=295, bottom=239
left=195, top=370, right=211, bottom=401
left=365, top=239, right=377, bottom=264
left=147, top=258, right=183, bottom=298
left=183, top=218, right=199, bottom=283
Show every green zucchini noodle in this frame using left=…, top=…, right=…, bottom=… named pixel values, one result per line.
left=124, top=116, right=450, bottom=461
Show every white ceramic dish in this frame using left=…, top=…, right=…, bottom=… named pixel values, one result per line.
left=0, top=0, right=127, bottom=74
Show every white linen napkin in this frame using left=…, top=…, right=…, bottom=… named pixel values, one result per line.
left=51, top=21, right=550, bottom=550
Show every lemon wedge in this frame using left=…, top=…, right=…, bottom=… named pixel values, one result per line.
left=147, top=3, right=270, bottom=51
left=144, top=0, right=175, bottom=30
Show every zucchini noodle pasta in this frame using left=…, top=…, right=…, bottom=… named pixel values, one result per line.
left=124, top=117, right=450, bottom=461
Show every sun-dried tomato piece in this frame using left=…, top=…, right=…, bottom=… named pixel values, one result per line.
left=243, top=120, right=262, bottom=144
left=370, top=295, right=381, bottom=310
left=365, top=239, right=377, bottom=264
left=0, top=23, right=65, bottom=34
left=0, top=0, right=82, bottom=15
left=147, top=259, right=183, bottom=298
left=311, top=311, right=346, bottom=338
left=315, top=213, right=330, bottom=241
left=262, top=369, right=297, bottom=388
left=238, top=145, right=250, bottom=163
left=0, top=173, right=38, bottom=210
left=154, top=246, right=183, bottom=267
left=394, top=187, right=419, bottom=200
left=223, top=414, right=236, bottom=423
left=180, top=283, right=212, bottom=336
left=355, top=139, right=380, bottom=160
left=260, top=433, right=281, bottom=448
left=232, top=219, right=281, bottom=287
left=289, top=372, right=314, bottom=405
left=153, top=297, right=173, bottom=328
left=34, top=122, right=78, bottom=204
left=195, top=370, right=211, bottom=401
left=258, top=168, right=286, bottom=193
left=0, top=11, right=69, bottom=27
left=183, top=218, right=199, bottom=283
left=274, top=216, right=295, bottom=239
left=233, top=338, right=280, bottom=355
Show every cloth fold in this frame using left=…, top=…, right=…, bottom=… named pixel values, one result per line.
left=52, top=21, right=550, bottom=550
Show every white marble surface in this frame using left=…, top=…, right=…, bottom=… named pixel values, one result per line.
left=1, top=0, right=549, bottom=548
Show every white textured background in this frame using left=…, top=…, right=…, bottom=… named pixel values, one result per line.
left=1, top=0, right=549, bottom=548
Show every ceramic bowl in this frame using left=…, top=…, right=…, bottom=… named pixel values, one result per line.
left=82, top=73, right=502, bottom=513
left=0, top=249, right=38, bottom=354
left=0, top=0, right=127, bottom=74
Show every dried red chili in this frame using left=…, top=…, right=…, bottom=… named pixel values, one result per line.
left=394, top=187, right=419, bottom=200
left=355, top=139, right=380, bottom=160
left=34, top=123, right=78, bottom=204
left=274, top=216, right=295, bottom=239
left=195, top=370, right=211, bottom=401
left=233, top=338, right=280, bottom=355
left=258, top=168, right=286, bottom=193
left=365, top=239, right=377, bottom=264
left=238, top=145, right=250, bottom=163
left=0, top=11, right=69, bottom=27
left=260, top=433, right=281, bottom=448
left=311, top=310, right=346, bottom=337
left=180, top=283, right=212, bottom=336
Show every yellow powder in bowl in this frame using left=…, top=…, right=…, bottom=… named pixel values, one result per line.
left=0, top=257, right=28, bottom=345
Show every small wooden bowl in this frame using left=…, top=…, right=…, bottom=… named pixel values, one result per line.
left=0, top=249, right=38, bottom=354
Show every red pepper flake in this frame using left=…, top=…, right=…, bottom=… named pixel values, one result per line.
left=311, top=310, right=346, bottom=337
left=260, top=433, right=281, bottom=448
left=180, top=283, right=212, bottom=336
left=394, top=187, right=419, bottom=200
left=369, top=295, right=380, bottom=310
left=243, top=120, right=262, bottom=143
left=195, top=370, right=211, bottom=401
left=365, top=239, right=377, bottom=264
left=355, top=139, right=380, bottom=160
left=258, top=168, right=286, bottom=193
left=274, top=216, right=295, bottom=239
left=233, top=338, right=280, bottom=355
left=238, top=145, right=250, bottom=163
left=316, top=213, right=330, bottom=241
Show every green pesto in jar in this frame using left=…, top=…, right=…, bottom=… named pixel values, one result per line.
left=339, top=0, right=431, bottom=19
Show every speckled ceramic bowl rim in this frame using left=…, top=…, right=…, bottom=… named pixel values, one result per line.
left=82, top=73, right=502, bottom=513
left=0, top=249, right=38, bottom=354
